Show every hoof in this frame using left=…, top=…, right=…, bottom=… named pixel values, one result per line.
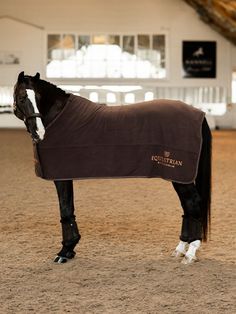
left=54, top=249, right=76, bottom=264
left=181, top=240, right=201, bottom=264
left=171, top=240, right=188, bottom=258
left=181, top=255, right=198, bottom=265
left=171, top=249, right=186, bottom=258
left=54, top=256, right=69, bottom=264
left=171, top=241, right=188, bottom=258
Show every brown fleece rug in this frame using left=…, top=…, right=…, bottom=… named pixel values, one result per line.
left=34, top=95, right=205, bottom=183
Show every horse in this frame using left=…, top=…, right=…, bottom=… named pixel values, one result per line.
left=13, top=71, right=212, bottom=264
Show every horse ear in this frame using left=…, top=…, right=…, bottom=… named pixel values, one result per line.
left=17, top=71, right=25, bottom=83
left=35, top=72, right=40, bottom=80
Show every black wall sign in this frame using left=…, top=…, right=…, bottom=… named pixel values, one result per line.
left=182, top=41, right=216, bottom=78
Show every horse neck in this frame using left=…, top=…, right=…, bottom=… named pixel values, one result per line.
left=34, top=81, right=69, bottom=127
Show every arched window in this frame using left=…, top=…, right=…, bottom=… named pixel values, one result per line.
left=106, top=92, right=116, bottom=104
left=89, top=92, right=98, bottom=102
left=145, top=91, right=154, bottom=101
left=125, top=93, right=135, bottom=104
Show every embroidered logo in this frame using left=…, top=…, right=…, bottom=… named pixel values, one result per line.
left=151, top=152, right=183, bottom=168
left=164, top=151, right=170, bottom=158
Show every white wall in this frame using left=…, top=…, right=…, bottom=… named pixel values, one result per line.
left=0, top=0, right=232, bottom=86
left=0, top=0, right=235, bottom=127
left=0, top=17, right=44, bottom=127
left=0, top=17, right=44, bottom=85
left=231, top=45, right=236, bottom=69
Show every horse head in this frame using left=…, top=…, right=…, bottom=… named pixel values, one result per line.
left=13, top=72, right=45, bottom=143
left=17, top=71, right=40, bottom=89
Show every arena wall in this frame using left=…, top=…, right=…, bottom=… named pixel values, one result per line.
left=0, top=0, right=235, bottom=128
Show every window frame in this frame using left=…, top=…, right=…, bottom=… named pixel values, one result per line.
left=45, top=32, right=169, bottom=84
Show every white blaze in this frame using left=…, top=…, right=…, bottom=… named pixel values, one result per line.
left=26, top=89, right=45, bottom=140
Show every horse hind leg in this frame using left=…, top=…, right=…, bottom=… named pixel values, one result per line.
left=181, top=239, right=201, bottom=265
left=54, top=180, right=81, bottom=263
left=171, top=214, right=189, bottom=257
left=172, top=182, right=203, bottom=264
left=171, top=239, right=188, bottom=258
left=182, top=214, right=202, bottom=264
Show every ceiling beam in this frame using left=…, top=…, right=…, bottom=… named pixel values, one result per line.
left=184, top=0, right=236, bottom=45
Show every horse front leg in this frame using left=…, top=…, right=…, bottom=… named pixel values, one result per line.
left=53, top=180, right=81, bottom=263
left=172, top=182, right=202, bottom=264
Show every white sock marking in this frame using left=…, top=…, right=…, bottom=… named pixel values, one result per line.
left=181, top=240, right=201, bottom=264
left=185, top=240, right=201, bottom=259
left=176, top=240, right=188, bottom=254
left=26, top=89, right=45, bottom=140
left=172, top=240, right=188, bottom=257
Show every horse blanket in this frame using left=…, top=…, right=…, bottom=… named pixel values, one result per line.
left=34, top=94, right=205, bottom=183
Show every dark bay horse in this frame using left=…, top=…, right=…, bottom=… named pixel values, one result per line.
left=13, top=72, right=212, bottom=264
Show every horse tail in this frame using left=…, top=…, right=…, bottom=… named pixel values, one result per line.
left=195, top=117, right=212, bottom=242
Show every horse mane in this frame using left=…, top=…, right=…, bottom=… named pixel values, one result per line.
left=31, top=77, right=70, bottom=121
left=35, top=78, right=68, bottom=98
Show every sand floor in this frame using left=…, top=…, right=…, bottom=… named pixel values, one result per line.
left=0, top=129, right=235, bottom=313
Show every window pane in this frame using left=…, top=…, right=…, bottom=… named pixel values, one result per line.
left=122, top=60, right=136, bottom=78
left=152, top=35, right=166, bottom=78
left=48, top=34, right=62, bottom=60
left=77, top=36, right=90, bottom=76
left=136, top=60, right=152, bottom=78
left=153, top=35, right=165, bottom=66
left=46, top=60, right=62, bottom=77
left=108, top=35, right=120, bottom=46
left=62, top=34, right=75, bottom=49
left=62, top=34, right=75, bottom=59
left=107, top=35, right=121, bottom=76
left=123, top=36, right=135, bottom=54
left=92, top=35, right=106, bottom=44
left=61, top=60, right=76, bottom=77
left=78, top=35, right=90, bottom=49
left=107, top=61, right=121, bottom=78
left=153, top=35, right=165, bottom=50
left=137, top=35, right=150, bottom=66
left=138, top=35, right=150, bottom=49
